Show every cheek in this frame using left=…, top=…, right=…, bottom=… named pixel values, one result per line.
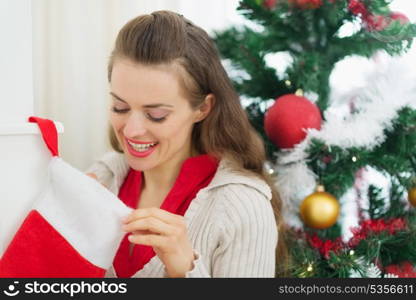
left=158, top=116, right=195, bottom=143
left=110, top=114, right=124, bottom=132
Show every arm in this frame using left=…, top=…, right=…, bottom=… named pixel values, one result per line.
left=84, top=151, right=129, bottom=194
left=211, top=184, right=277, bottom=277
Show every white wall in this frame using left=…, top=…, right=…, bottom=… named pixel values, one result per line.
left=330, top=0, right=416, bottom=96
left=0, top=0, right=33, bottom=123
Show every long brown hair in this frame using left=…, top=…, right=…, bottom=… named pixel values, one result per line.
left=108, top=10, right=289, bottom=276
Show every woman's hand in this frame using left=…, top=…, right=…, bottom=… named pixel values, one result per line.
left=86, top=173, right=108, bottom=189
left=122, top=207, right=195, bottom=278
left=86, top=173, right=98, bottom=180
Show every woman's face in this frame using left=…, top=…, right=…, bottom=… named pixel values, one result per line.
left=109, top=59, right=203, bottom=172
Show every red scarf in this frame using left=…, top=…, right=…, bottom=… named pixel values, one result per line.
left=113, top=154, right=218, bottom=278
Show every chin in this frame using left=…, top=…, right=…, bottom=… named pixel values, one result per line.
left=125, top=155, right=157, bottom=172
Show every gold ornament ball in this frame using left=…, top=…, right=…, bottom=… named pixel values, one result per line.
left=300, top=187, right=340, bottom=229
left=408, top=187, right=416, bottom=207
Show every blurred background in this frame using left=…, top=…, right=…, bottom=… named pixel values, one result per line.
left=31, top=0, right=415, bottom=170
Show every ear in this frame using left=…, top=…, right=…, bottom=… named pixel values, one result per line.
left=195, top=93, right=215, bottom=123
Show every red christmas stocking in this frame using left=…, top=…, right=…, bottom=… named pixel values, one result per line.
left=0, top=117, right=131, bottom=277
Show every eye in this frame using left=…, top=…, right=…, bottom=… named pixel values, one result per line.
left=111, top=107, right=129, bottom=114
left=146, top=113, right=167, bottom=123
left=146, top=109, right=169, bottom=123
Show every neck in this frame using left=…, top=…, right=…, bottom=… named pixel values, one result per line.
left=142, top=145, right=197, bottom=192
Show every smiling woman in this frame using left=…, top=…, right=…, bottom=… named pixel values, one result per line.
left=86, top=10, right=289, bottom=278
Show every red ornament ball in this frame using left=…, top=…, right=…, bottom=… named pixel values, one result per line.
left=264, top=94, right=322, bottom=149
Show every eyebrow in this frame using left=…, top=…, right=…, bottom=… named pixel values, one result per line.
left=110, top=92, right=174, bottom=108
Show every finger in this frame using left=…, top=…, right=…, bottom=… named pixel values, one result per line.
left=128, top=233, right=167, bottom=249
left=86, top=173, right=98, bottom=180
left=122, top=217, right=176, bottom=236
left=86, top=173, right=108, bottom=189
left=123, top=207, right=183, bottom=225
left=132, top=229, right=151, bottom=235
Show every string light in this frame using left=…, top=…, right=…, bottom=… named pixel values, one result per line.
left=295, top=89, right=304, bottom=96
left=264, top=161, right=275, bottom=176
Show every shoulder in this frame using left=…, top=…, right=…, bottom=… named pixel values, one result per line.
left=202, top=159, right=272, bottom=201
left=84, top=151, right=129, bottom=193
left=196, top=160, right=277, bottom=251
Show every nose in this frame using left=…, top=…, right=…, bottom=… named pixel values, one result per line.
left=123, top=112, right=147, bottom=138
